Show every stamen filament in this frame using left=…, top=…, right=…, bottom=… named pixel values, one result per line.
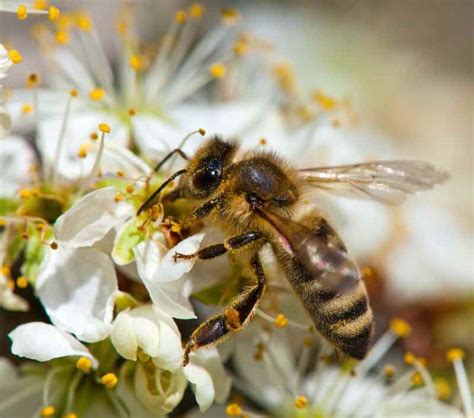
left=453, top=359, right=473, bottom=418
left=357, top=330, right=398, bottom=375
left=256, top=309, right=309, bottom=331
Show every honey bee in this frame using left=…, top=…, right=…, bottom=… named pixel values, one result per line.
left=138, top=136, right=448, bottom=365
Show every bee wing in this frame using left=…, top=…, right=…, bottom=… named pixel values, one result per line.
left=299, top=160, right=448, bottom=205
left=260, top=209, right=360, bottom=294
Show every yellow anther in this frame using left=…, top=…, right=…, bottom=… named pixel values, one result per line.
left=297, top=105, right=313, bottom=122
left=221, top=8, right=240, bottom=25
left=404, top=352, right=416, bottom=366
left=446, top=347, right=465, bottom=363
left=34, top=0, right=48, bottom=10
left=209, top=63, right=226, bottom=79
left=116, top=170, right=125, bottom=177
left=76, top=14, right=92, bottom=31
left=70, top=88, right=78, bottom=97
left=22, top=232, right=29, bottom=240
left=17, top=5, right=28, bottom=21
left=55, top=30, right=69, bottom=45
left=89, top=132, right=98, bottom=141
left=417, top=356, right=427, bottom=366
left=63, top=413, right=78, bottom=418
left=40, top=406, right=56, bottom=417
left=274, top=313, right=288, bottom=328
left=189, top=3, right=204, bottom=19
left=125, top=185, right=135, bottom=194
left=1, top=266, right=11, bottom=277
left=114, top=193, right=123, bottom=203
left=7, top=278, right=15, bottom=290
left=21, top=103, right=33, bottom=114
left=48, top=6, right=60, bottom=21
left=56, top=14, right=74, bottom=31
left=50, top=241, right=58, bottom=250
left=198, top=128, right=206, bottom=136
left=77, top=146, right=88, bottom=159
left=411, top=371, right=423, bottom=386
left=115, top=20, right=128, bottom=35
left=100, top=373, right=118, bottom=389
left=127, top=108, right=136, bottom=117
left=19, top=188, right=32, bottom=198
left=294, top=395, right=308, bottom=409
left=435, top=377, right=452, bottom=400
left=312, top=89, right=337, bottom=110
left=89, top=88, right=105, bottom=101
left=384, top=364, right=395, bottom=378
left=233, top=39, right=248, bottom=56
left=26, top=73, right=39, bottom=88
left=76, top=356, right=92, bottom=373
left=129, top=54, right=144, bottom=71
left=8, top=49, right=23, bottom=64
left=390, top=318, right=411, bottom=338
left=274, top=63, right=295, bottom=91
left=36, top=223, right=45, bottom=232
left=225, top=403, right=242, bottom=416
left=16, top=276, right=28, bottom=289
left=175, top=10, right=187, bottom=24
left=259, top=137, right=267, bottom=145
left=98, top=123, right=111, bottom=133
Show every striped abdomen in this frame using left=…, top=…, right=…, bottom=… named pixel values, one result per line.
left=271, top=215, right=374, bottom=359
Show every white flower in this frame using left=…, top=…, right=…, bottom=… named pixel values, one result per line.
left=35, top=245, right=118, bottom=342
left=0, top=43, right=12, bottom=136
left=134, top=234, right=205, bottom=319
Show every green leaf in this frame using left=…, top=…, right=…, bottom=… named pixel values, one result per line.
left=112, top=219, right=144, bottom=265
left=17, top=196, right=64, bottom=223
left=0, top=197, right=18, bottom=215
left=192, top=277, right=241, bottom=306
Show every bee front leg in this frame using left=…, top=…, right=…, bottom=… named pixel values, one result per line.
left=182, top=254, right=266, bottom=366
left=173, top=231, right=263, bottom=262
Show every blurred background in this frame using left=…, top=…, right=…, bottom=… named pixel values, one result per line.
left=1, top=0, right=473, bottom=389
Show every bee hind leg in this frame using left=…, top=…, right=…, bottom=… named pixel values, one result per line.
left=182, top=254, right=266, bottom=366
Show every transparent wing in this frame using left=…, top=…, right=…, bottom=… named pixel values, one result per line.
left=299, top=160, right=448, bottom=205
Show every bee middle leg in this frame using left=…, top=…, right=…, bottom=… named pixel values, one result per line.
left=173, top=231, right=263, bottom=261
left=182, top=254, right=266, bottom=366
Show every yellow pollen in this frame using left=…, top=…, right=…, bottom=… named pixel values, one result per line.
left=115, top=20, right=128, bottom=35
left=259, top=137, right=267, bottom=145
left=56, top=14, right=74, bottom=31
left=275, top=313, right=288, bottom=328
left=55, top=30, right=70, bottom=45
left=19, top=188, right=32, bottom=198
left=114, top=193, right=123, bottom=203
left=98, top=123, right=111, bottom=133
left=7, top=278, right=15, bottom=290
left=129, top=54, right=144, bottom=71
left=209, top=63, right=226, bottom=78
left=274, top=63, right=295, bottom=92
left=22, top=233, right=29, bottom=240
left=70, top=88, right=78, bottom=97
left=77, top=146, right=88, bottom=159
left=294, top=395, right=308, bottom=409
left=21, top=103, right=33, bottom=114
left=128, top=108, right=136, bottom=116
left=312, top=89, right=337, bottom=110
left=198, top=128, right=206, bottom=136
left=40, top=406, right=56, bottom=417
left=384, top=364, right=395, bottom=378
left=26, top=73, right=39, bottom=88
left=233, top=39, right=248, bottom=56
left=76, top=356, right=92, bottom=373
left=446, top=347, right=465, bottom=363
left=404, top=352, right=416, bottom=366
left=390, top=317, right=411, bottom=338
left=225, top=403, right=242, bottom=416
left=1, top=266, right=11, bottom=277
left=48, top=6, right=60, bottom=21
left=189, top=3, right=204, bottom=19
left=116, top=170, right=125, bottom=177
left=50, top=241, right=58, bottom=250
left=175, top=10, right=187, bottom=24
left=100, top=373, right=118, bottom=389
left=435, top=377, right=451, bottom=400
left=89, top=132, right=98, bottom=141
left=34, top=0, right=48, bottom=10
left=16, top=276, right=28, bottom=288
left=125, top=185, right=135, bottom=194
left=89, top=87, right=105, bottom=101
left=76, top=14, right=92, bottom=31
left=221, top=8, right=240, bottom=25
left=17, top=5, right=28, bottom=21
left=63, top=413, right=78, bottom=418
left=8, top=49, right=23, bottom=64
left=411, top=371, right=423, bottom=386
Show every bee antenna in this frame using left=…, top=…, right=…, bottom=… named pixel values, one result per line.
left=136, top=169, right=187, bottom=216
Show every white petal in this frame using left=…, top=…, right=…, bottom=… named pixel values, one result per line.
left=55, top=187, right=133, bottom=247
left=36, top=246, right=118, bottom=342
left=152, top=307, right=183, bottom=371
left=129, top=306, right=161, bottom=359
left=0, top=106, right=11, bottom=136
left=153, top=233, right=205, bottom=282
left=110, top=309, right=138, bottom=361
left=102, top=142, right=152, bottom=179
left=9, top=322, right=97, bottom=367
left=147, top=280, right=196, bottom=319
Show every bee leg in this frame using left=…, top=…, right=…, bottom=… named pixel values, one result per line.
left=183, top=254, right=266, bottom=366
left=173, top=231, right=263, bottom=261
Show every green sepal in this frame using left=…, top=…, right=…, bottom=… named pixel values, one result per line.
left=111, top=218, right=145, bottom=265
